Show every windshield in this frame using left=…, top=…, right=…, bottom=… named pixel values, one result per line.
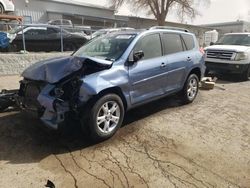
left=74, top=33, right=136, bottom=61
left=216, top=34, right=250, bottom=46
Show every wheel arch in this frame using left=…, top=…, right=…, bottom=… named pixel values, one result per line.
left=96, top=87, right=128, bottom=111
left=0, top=2, right=5, bottom=11
left=188, top=67, right=201, bottom=81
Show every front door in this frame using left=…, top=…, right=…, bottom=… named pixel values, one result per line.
left=129, top=33, right=167, bottom=104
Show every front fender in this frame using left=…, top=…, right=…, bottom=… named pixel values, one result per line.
left=78, top=65, right=130, bottom=106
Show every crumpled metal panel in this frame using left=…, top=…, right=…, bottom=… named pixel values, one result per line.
left=21, top=55, right=113, bottom=84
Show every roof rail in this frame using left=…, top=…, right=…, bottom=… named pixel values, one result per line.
left=149, top=26, right=189, bottom=32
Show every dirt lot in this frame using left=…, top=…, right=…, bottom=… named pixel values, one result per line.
left=0, top=75, right=250, bottom=188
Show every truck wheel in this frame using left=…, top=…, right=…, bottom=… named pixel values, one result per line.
left=181, top=74, right=199, bottom=104
left=241, top=65, right=250, bottom=81
left=0, top=4, right=4, bottom=14
left=83, top=94, right=124, bottom=141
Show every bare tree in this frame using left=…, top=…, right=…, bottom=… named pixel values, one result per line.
left=109, top=0, right=210, bottom=25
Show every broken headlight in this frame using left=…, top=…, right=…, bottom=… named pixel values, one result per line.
left=51, top=77, right=82, bottom=100
left=54, top=87, right=64, bottom=98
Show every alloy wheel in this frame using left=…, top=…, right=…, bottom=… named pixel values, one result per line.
left=187, top=77, right=198, bottom=100
left=96, top=101, right=121, bottom=134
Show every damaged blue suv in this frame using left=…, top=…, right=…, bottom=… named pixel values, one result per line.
left=0, top=28, right=205, bottom=141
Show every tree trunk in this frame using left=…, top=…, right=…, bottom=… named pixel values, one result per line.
left=157, top=15, right=166, bottom=26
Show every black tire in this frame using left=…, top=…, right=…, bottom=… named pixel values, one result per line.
left=63, top=42, right=77, bottom=51
left=0, top=4, right=4, bottom=14
left=241, top=65, right=250, bottom=81
left=0, top=98, right=13, bottom=112
left=8, top=44, right=18, bottom=52
left=82, top=94, right=124, bottom=141
left=181, top=74, right=199, bottom=104
left=205, top=68, right=209, bottom=76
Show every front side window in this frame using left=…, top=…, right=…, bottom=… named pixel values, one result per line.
left=74, top=34, right=136, bottom=61
left=162, top=33, right=184, bottom=55
left=134, top=34, right=162, bottom=60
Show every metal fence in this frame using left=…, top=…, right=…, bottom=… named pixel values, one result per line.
left=0, top=22, right=95, bottom=53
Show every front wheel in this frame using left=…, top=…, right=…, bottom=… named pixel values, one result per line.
left=82, top=94, right=124, bottom=141
left=241, top=65, right=250, bottom=81
left=181, top=74, right=199, bottom=104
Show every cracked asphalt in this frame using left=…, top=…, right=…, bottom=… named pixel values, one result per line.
left=0, top=75, right=250, bottom=188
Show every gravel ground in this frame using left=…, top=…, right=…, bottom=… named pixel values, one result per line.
left=0, top=75, right=249, bottom=188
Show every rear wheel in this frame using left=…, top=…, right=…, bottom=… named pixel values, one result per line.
left=8, top=44, right=18, bottom=52
left=63, top=42, right=77, bottom=51
left=181, top=74, right=199, bottom=104
left=82, top=94, right=124, bottom=141
left=0, top=4, right=4, bottom=14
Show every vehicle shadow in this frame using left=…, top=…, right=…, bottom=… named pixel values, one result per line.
left=0, top=95, right=183, bottom=165
left=207, top=73, right=247, bottom=84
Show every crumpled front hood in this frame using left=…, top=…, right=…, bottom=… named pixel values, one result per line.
left=22, top=56, right=112, bottom=84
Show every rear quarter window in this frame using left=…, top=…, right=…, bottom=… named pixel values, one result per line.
left=181, top=34, right=195, bottom=50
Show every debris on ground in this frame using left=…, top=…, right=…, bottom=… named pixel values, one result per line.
left=200, top=77, right=217, bottom=90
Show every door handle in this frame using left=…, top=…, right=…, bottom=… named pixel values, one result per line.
left=160, top=62, right=166, bottom=68
left=187, top=57, right=192, bottom=62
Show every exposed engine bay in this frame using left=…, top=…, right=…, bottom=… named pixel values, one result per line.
left=0, top=56, right=113, bottom=129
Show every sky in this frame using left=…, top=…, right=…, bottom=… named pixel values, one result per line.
left=67, top=0, right=250, bottom=25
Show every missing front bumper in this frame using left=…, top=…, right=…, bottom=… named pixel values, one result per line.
left=0, top=89, right=18, bottom=111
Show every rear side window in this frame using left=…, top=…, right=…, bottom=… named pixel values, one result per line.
left=162, top=33, right=184, bottom=55
left=135, top=34, right=162, bottom=60
left=182, top=34, right=195, bottom=50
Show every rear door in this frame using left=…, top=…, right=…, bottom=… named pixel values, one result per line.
left=161, top=33, right=191, bottom=92
left=128, top=33, right=167, bottom=104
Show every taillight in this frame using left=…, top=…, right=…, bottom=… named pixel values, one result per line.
left=199, top=47, right=205, bottom=55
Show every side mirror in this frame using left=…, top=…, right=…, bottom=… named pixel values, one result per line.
left=210, top=42, right=215, bottom=46
left=133, top=51, right=144, bottom=62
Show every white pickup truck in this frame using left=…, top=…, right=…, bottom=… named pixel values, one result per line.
left=205, top=33, right=250, bottom=80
